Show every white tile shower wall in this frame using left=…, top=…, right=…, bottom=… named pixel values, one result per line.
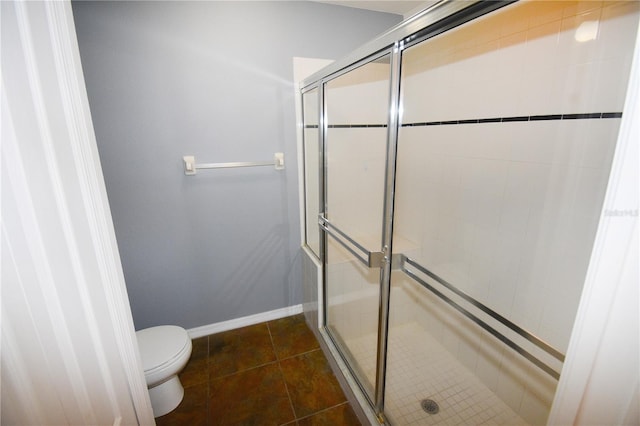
left=326, top=128, right=387, bottom=240
left=303, top=89, right=321, bottom=257
left=325, top=61, right=390, bottom=241
left=400, top=2, right=638, bottom=122
left=389, top=1, right=639, bottom=424
left=326, top=62, right=390, bottom=124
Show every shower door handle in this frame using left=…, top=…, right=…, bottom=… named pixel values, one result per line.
left=318, top=215, right=386, bottom=268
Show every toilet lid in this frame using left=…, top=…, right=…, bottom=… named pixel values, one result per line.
left=136, top=325, right=190, bottom=373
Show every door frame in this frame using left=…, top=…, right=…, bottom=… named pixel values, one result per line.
left=2, top=1, right=154, bottom=423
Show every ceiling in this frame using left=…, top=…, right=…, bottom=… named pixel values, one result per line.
left=314, top=1, right=435, bottom=18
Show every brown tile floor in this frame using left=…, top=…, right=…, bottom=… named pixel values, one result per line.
left=156, top=314, right=362, bottom=426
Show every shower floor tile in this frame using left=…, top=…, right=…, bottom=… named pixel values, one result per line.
left=345, top=322, right=528, bottom=426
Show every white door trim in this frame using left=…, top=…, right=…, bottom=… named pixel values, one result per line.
left=1, top=1, right=154, bottom=424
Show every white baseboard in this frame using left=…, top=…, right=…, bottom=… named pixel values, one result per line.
left=187, top=304, right=304, bottom=339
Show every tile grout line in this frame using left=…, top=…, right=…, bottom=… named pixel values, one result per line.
left=267, top=321, right=299, bottom=423
left=186, top=317, right=333, bottom=425
left=205, top=323, right=280, bottom=381
left=295, top=401, right=352, bottom=423
left=208, top=358, right=281, bottom=381
left=279, top=347, right=322, bottom=362
left=206, top=335, right=210, bottom=426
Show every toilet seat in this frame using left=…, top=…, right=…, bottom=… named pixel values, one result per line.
left=137, top=325, right=191, bottom=387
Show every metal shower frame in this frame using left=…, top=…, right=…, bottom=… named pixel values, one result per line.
left=296, top=1, right=567, bottom=422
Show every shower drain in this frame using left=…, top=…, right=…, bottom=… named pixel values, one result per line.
left=421, top=399, right=440, bottom=415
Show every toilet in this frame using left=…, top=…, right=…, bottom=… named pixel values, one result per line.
left=136, top=325, right=192, bottom=417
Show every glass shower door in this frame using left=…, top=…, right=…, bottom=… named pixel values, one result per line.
left=302, top=88, right=321, bottom=258
left=385, top=1, right=639, bottom=425
left=322, top=53, right=391, bottom=402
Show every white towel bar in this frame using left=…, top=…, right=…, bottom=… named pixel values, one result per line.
left=183, top=153, right=284, bottom=175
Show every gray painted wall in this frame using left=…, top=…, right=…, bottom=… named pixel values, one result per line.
left=72, top=1, right=401, bottom=330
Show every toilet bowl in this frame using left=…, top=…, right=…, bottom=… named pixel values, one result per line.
left=136, top=325, right=192, bottom=417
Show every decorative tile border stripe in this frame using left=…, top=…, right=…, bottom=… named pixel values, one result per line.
left=304, top=112, right=622, bottom=129
left=402, top=112, right=623, bottom=127
left=328, top=124, right=388, bottom=128
left=303, top=124, right=387, bottom=129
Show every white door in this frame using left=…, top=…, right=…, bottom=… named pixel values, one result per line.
left=1, top=1, right=154, bottom=424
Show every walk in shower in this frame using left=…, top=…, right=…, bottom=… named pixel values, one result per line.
left=300, top=1, right=639, bottom=424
